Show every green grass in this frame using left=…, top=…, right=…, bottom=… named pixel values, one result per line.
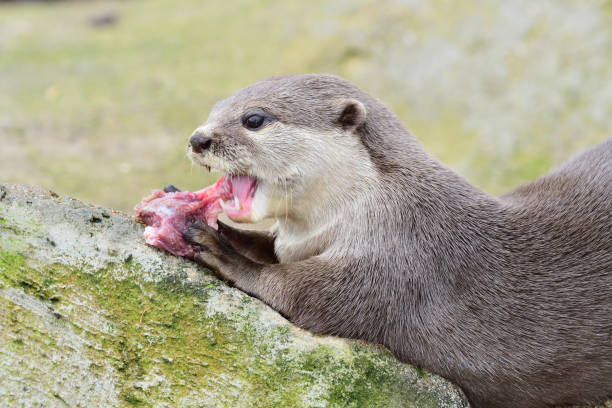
left=1, top=0, right=610, bottom=210
left=0, top=0, right=342, bottom=210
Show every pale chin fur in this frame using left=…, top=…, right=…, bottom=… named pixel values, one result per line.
left=250, top=124, right=380, bottom=262
left=254, top=124, right=379, bottom=216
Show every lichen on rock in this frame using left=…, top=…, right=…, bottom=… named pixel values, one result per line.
left=0, top=183, right=472, bottom=407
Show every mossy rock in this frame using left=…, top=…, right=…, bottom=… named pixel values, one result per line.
left=0, top=183, right=469, bottom=407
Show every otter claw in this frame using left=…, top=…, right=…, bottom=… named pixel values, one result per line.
left=182, top=220, right=218, bottom=245
left=186, top=219, right=208, bottom=231
left=182, top=226, right=199, bottom=245
left=163, top=184, right=181, bottom=193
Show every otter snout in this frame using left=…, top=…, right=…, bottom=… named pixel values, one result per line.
left=189, top=134, right=212, bottom=153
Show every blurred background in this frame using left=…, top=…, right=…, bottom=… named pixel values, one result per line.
left=1, top=0, right=611, bottom=212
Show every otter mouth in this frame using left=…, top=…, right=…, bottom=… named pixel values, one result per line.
left=188, top=149, right=259, bottom=221
left=220, top=174, right=258, bottom=222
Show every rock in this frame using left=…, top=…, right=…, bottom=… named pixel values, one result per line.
left=0, top=184, right=469, bottom=407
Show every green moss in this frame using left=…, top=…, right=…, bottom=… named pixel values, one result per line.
left=0, top=250, right=27, bottom=288
left=415, top=366, right=431, bottom=378
left=0, top=249, right=64, bottom=303
left=123, top=393, right=143, bottom=406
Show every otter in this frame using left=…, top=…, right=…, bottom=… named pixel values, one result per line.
left=172, top=74, right=611, bottom=408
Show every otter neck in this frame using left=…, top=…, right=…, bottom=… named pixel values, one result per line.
left=272, top=141, right=380, bottom=263
left=369, top=150, right=517, bottom=371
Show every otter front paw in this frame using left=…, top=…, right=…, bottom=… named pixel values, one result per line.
left=182, top=221, right=245, bottom=284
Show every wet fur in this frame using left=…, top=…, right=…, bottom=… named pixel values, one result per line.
left=182, top=74, right=612, bottom=408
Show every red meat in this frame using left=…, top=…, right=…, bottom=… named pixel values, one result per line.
left=134, top=176, right=257, bottom=258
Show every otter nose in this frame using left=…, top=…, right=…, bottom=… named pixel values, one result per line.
left=189, top=135, right=212, bottom=154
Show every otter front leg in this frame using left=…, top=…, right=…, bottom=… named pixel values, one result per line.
left=182, top=221, right=264, bottom=291
left=183, top=223, right=372, bottom=338
left=216, top=221, right=277, bottom=264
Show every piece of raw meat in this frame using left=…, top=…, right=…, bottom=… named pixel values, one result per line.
left=134, top=176, right=257, bottom=258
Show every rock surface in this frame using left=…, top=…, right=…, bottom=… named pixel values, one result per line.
left=0, top=184, right=470, bottom=408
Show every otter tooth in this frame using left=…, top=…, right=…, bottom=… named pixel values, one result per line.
left=234, top=196, right=241, bottom=210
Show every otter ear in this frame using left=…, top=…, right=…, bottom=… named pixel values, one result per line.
left=336, top=99, right=367, bottom=131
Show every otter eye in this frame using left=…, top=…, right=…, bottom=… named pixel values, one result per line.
left=243, top=114, right=265, bottom=130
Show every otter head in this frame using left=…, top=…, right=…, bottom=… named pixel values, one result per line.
left=187, top=74, right=377, bottom=226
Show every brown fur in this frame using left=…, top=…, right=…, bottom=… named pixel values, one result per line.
left=180, top=74, right=612, bottom=408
